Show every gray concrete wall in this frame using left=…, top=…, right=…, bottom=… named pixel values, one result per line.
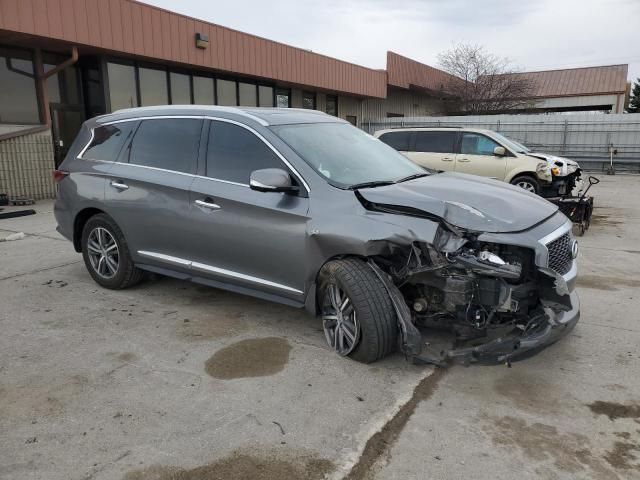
left=0, top=128, right=56, bottom=200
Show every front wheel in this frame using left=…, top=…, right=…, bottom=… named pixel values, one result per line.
left=318, top=258, right=398, bottom=363
left=511, top=175, right=540, bottom=194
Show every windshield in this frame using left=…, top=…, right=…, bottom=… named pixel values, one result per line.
left=492, top=132, right=531, bottom=154
left=272, top=122, right=425, bottom=188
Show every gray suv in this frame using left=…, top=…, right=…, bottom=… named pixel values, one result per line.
left=54, top=106, right=580, bottom=365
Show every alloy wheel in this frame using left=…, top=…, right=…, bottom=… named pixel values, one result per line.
left=516, top=180, right=536, bottom=192
left=322, top=284, right=360, bottom=356
left=87, top=227, right=119, bottom=279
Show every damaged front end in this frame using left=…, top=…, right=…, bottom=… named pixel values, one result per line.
left=366, top=222, right=579, bottom=366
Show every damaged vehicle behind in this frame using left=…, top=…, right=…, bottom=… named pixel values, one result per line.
left=54, top=106, right=580, bottom=365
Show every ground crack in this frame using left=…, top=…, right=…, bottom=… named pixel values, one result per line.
left=344, top=367, right=447, bottom=480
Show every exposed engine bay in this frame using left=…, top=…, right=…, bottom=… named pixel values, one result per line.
left=367, top=226, right=576, bottom=366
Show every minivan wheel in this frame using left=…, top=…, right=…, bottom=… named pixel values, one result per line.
left=318, top=258, right=397, bottom=363
left=511, top=175, right=540, bottom=194
left=81, top=214, right=143, bottom=289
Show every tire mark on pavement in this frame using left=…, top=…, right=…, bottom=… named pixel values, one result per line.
left=0, top=260, right=82, bottom=281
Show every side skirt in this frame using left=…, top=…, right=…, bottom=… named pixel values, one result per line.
left=137, top=263, right=305, bottom=309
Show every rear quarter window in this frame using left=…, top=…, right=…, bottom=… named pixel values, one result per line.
left=378, top=131, right=411, bottom=151
left=82, top=122, right=136, bottom=161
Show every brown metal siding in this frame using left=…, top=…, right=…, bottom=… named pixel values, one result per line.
left=504, top=65, right=628, bottom=97
left=386, top=51, right=457, bottom=93
left=0, top=0, right=389, bottom=98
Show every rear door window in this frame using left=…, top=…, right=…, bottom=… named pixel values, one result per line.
left=206, top=120, right=285, bottom=184
left=461, top=133, right=501, bottom=156
left=82, top=122, right=136, bottom=161
left=128, top=118, right=202, bottom=174
left=414, top=131, right=457, bottom=153
left=378, top=131, right=411, bottom=151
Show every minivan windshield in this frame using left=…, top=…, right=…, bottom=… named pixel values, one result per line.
left=272, top=122, right=425, bottom=189
left=492, top=132, right=531, bottom=154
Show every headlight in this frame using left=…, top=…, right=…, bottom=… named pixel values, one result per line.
left=536, top=162, right=548, bottom=172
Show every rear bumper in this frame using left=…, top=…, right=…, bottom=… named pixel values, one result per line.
left=445, top=290, right=580, bottom=365
left=53, top=198, right=73, bottom=242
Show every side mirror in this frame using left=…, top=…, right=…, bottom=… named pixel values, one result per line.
left=250, top=168, right=298, bottom=193
left=493, top=146, right=506, bottom=156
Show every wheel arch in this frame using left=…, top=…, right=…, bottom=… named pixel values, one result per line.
left=304, top=253, right=368, bottom=316
left=505, top=169, right=538, bottom=184
left=73, top=207, right=106, bottom=252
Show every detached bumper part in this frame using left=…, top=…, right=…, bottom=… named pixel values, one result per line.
left=446, top=291, right=579, bottom=365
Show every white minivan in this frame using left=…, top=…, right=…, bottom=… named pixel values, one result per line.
left=375, top=127, right=582, bottom=197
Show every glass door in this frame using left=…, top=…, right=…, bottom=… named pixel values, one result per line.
left=50, top=105, right=85, bottom=167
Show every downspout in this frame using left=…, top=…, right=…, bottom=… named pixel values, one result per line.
left=33, top=47, right=79, bottom=126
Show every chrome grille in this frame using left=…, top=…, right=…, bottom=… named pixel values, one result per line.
left=546, top=232, right=573, bottom=275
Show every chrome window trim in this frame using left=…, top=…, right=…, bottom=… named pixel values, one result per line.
left=111, top=162, right=196, bottom=177
left=77, top=127, right=95, bottom=159
left=194, top=175, right=249, bottom=188
left=138, top=250, right=302, bottom=294
left=205, top=116, right=311, bottom=193
left=79, top=115, right=310, bottom=193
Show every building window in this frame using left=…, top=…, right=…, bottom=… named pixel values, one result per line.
left=138, top=67, right=168, bottom=106
left=44, top=52, right=81, bottom=106
left=238, top=82, right=257, bottom=107
left=170, top=72, right=191, bottom=104
left=0, top=47, right=40, bottom=124
left=107, top=62, right=138, bottom=111
left=275, top=88, right=290, bottom=108
left=302, top=91, right=316, bottom=110
left=386, top=112, right=404, bottom=118
left=193, top=76, right=215, bottom=105
left=346, top=115, right=357, bottom=126
left=258, top=86, right=274, bottom=107
left=217, top=79, right=237, bottom=106
left=326, top=95, right=338, bottom=116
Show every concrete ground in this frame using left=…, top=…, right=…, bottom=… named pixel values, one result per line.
left=1, top=175, right=639, bottom=480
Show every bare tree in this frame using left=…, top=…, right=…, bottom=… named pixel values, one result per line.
left=437, top=44, right=535, bottom=114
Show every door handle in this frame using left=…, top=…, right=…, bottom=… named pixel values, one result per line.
left=110, top=181, right=129, bottom=190
left=441, top=157, right=454, bottom=162
left=195, top=199, right=221, bottom=210
left=457, top=158, right=471, bottom=163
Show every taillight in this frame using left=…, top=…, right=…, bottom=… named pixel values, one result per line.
left=53, top=170, right=69, bottom=183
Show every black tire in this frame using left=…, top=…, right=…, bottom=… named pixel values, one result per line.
left=81, top=213, right=143, bottom=289
left=318, top=258, right=397, bottom=363
left=510, top=175, right=540, bottom=194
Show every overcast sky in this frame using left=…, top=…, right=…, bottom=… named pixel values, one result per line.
left=142, top=0, right=640, bottom=83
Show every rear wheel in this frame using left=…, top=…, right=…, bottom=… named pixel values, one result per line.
left=511, top=175, right=540, bottom=194
left=81, top=214, right=143, bottom=289
left=318, top=258, right=397, bottom=363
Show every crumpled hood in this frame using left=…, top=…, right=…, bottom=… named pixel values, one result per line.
left=528, top=152, right=580, bottom=175
left=358, top=172, right=559, bottom=233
